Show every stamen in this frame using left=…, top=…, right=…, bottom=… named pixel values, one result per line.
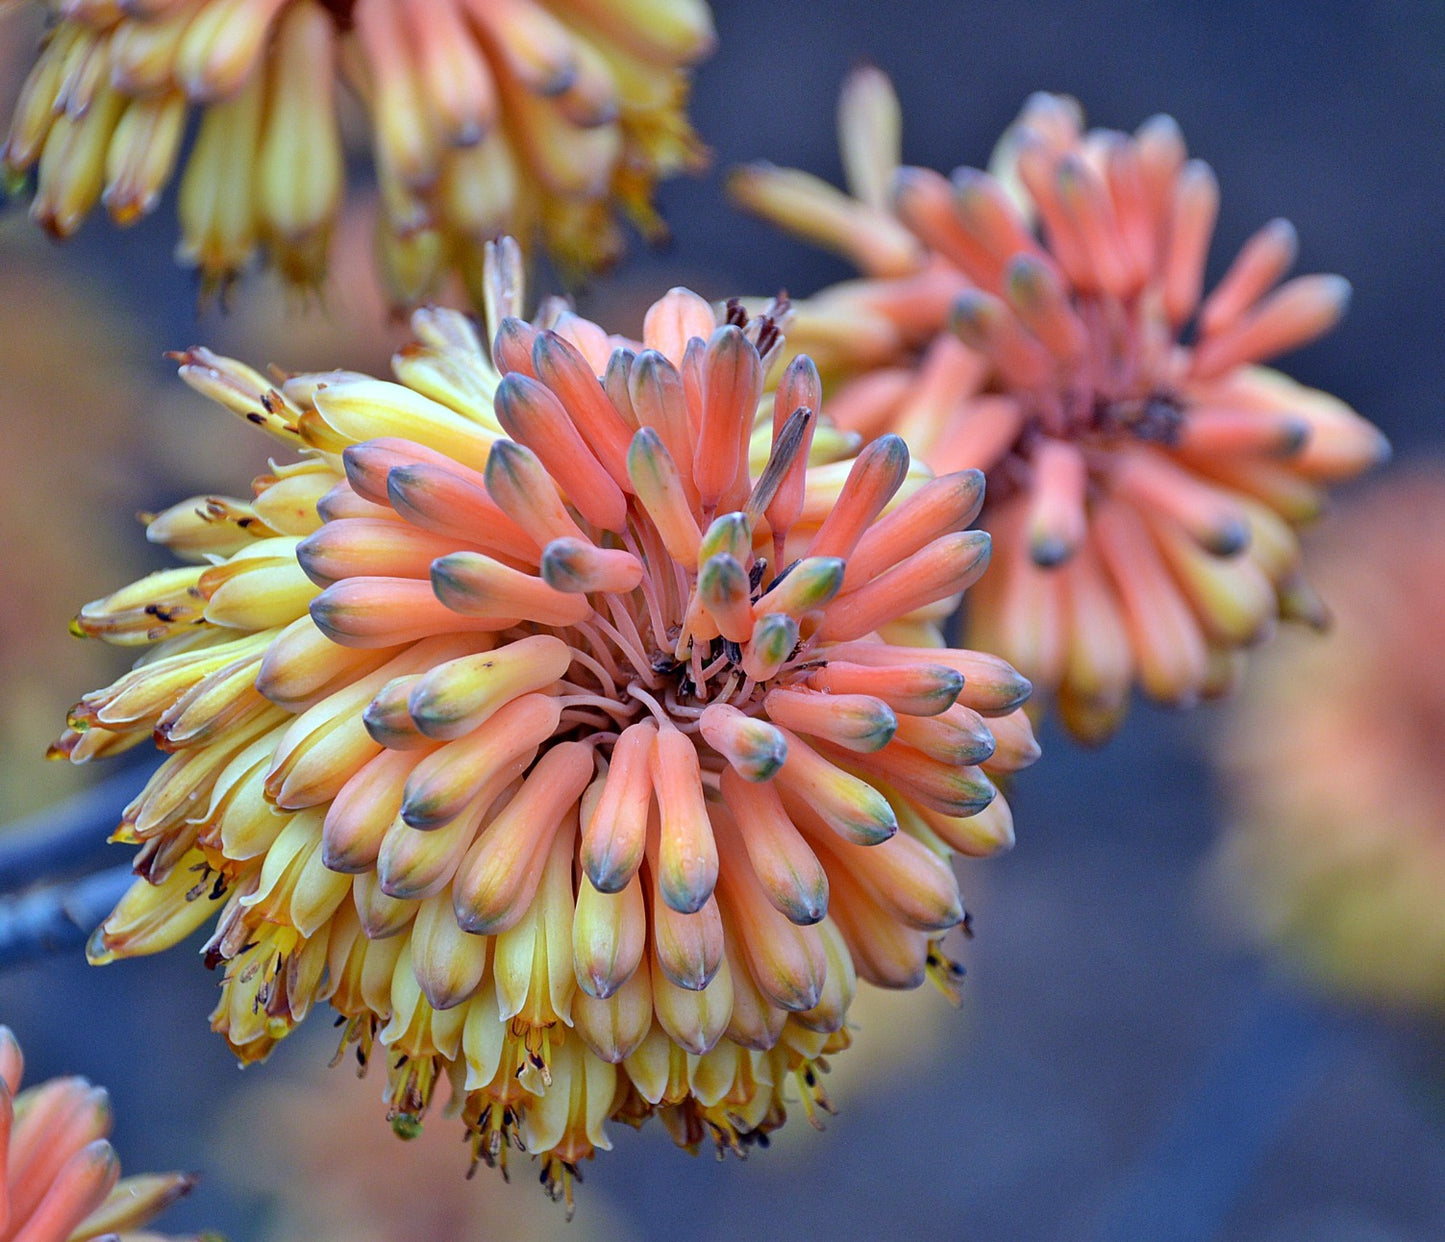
left=626, top=681, right=670, bottom=725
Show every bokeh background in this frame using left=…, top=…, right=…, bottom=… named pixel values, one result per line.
left=2, top=1, right=1444, bottom=1238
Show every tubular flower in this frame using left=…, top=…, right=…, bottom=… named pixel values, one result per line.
left=732, top=70, right=1389, bottom=741
left=0, top=1026, right=200, bottom=1242
left=2, top=0, right=712, bottom=301
left=1213, top=470, right=1445, bottom=1012
left=56, top=241, right=1036, bottom=1204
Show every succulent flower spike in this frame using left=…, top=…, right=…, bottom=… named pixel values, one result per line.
left=733, top=68, right=1389, bottom=742
left=2, top=0, right=713, bottom=303
left=57, top=238, right=1035, bottom=1202
left=1213, top=470, right=1445, bottom=1012
left=0, top=1026, right=202, bottom=1242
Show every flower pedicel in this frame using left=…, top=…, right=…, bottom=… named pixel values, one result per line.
left=56, top=240, right=1036, bottom=1206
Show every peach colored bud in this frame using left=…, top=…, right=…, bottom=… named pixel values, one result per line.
left=400, top=692, right=560, bottom=831
left=575, top=721, right=653, bottom=895
left=384, top=459, right=538, bottom=562
left=403, top=635, right=572, bottom=742
left=697, top=705, right=786, bottom=785
left=256, top=616, right=396, bottom=711
left=572, top=870, right=646, bottom=1001
left=410, top=889, right=490, bottom=1011
left=451, top=742, right=592, bottom=935
left=729, top=162, right=923, bottom=278
left=361, top=675, right=433, bottom=750
left=829, top=738, right=996, bottom=820
left=764, top=687, right=896, bottom=754
left=822, top=531, right=991, bottom=642
left=819, top=853, right=928, bottom=990
left=481, top=439, right=587, bottom=549
left=694, top=325, right=763, bottom=510
left=649, top=948, right=732, bottom=1056
left=714, top=813, right=827, bottom=1012
left=891, top=703, right=997, bottom=765
left=310, top=577, right=510, bottom=649
left=495, top=373, right=627, bottom=531
left=1174, top=407, right=1311, bottom=458
left=753, top=557, right=845, bottom=621
left=805, top=659, right=963, bottom=718
left=1109, top=448, right=1250, bottom=556
left=323, top=746, right=431, bottom=873
left=1162, top=159, right=1219, bottom=326
left=1025, top=437, right=1088, bottom=567
left=808, top=435, right=910, bottom=563
left=893, top=165, right=998, bottom=288
left=381, top=763, right=530, bottom=903
left=1191, top=274, right=1350, bottom=380
left=12, top=1138, right=121, bottom=1242
left=628, top=351, right=699, bottom=508
left=950, top=165, right=1049, bottom=274
left=695, top=554, right=754, bottom=644
left=540, top=539, right=643, bottom=595
left=572, top=964, right=653, bottom=1064
left=1003, top=253, right=1088, bottom=360
left=949, top=288, right=1052, bottom=389
left=741, top=613, right=799, bottom=682
left=627, top=428, right=703, bottom=565
left=431, top=551, right=591, bottom=628
left=1198, top=217, right=1298, bottom=337
left=1093, top=499, right=1210, bottom=705
left=297, top=518, right=464, bottom=587
left=531, top=331, right=634, bottom=490
left=773, top=730, right=896, bottom=846
left=1055, top=153, right=1135, bottom=297
left=642, top=288, right=716, bottom=366
left=650, top=729, right=718, bottom=915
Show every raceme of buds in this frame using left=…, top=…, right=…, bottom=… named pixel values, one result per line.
left=57, top=239, right=1035, bottom=1206
left=3, top=0, right=713, bottom=303
left=0, top=1026, right=199, bottom=1242
left=732, top=70, right=1388, bottom=741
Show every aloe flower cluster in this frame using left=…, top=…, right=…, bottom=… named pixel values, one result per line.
left=55, top=240, right=1035, bottom=1203
left=2, top=0, right=712, bottom=300
left=0, top=1027, right=199, bottom=1242
left=734, top=70, right=1388, bottom=740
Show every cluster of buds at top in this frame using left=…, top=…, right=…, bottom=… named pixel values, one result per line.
left=56, top=239, right=1035, bottom=1205
left=0, top=1026, right=200, bottom=1242
left=2, top=0, right=713, bottom=301
left=732, top=70, right=1388, bottom=741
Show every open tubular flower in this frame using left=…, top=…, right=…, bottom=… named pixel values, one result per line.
left=2, top=0, right=712, bottom=300
left=732, top=69, right=1389, bottom=741
left=0, top=1026, right=200, bottom=1242
left=56, top=240, right=1036, bottom=1203
left=1213, top=470, right=1445, bottom=1012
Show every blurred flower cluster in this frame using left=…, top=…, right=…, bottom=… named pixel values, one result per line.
left=0, top=1026, right=200, bottom=1242
left=2, top=0, right=712, bottom=302
left=734, top=70, right=1387, bottom=741
left=1213, top=469, right=1445, bottom=1011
